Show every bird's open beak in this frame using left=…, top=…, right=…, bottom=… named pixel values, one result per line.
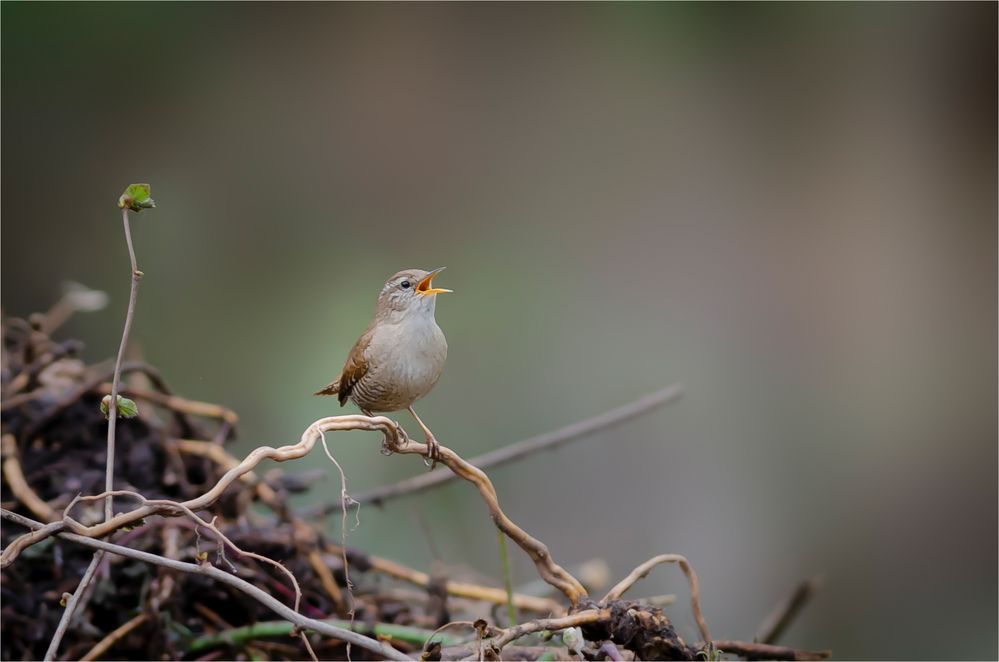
left=416, top=267, right=452, bottom=296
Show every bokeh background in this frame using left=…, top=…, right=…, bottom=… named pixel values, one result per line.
left=3, top=3, right=996, bottom=659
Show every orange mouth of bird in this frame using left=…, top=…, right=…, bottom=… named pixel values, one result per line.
left=416, top=268, right=452, bottom=296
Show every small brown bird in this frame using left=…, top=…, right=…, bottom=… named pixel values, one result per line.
left=315, top=267, right=451, bottom=465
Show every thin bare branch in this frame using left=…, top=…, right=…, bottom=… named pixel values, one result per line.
left=79, top=613, right=148, bottom=662
left=602, top=554, right=711, bottom=646
left=350, top=384, right=684, bottom=508
left=755, top=576, right=823, bottom=645
left=1, top=433, right=58, bottom=522
left=308, top=549, right=347, bottom=616
left=712, top=640, right=831, bottom=661
left=2, top=509, right=412, bottom=661
left=43, top=553, right=102, bottom=661
left=330, top=546, right=565, bottom=615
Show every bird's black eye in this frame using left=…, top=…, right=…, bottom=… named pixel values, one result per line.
left=400, top=280, right=411, bottom=289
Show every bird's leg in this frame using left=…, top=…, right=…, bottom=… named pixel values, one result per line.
left=407, top=406, right=441, bottom=469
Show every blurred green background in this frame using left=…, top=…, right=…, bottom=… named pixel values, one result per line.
left=3, top=3, right=996, bottom=659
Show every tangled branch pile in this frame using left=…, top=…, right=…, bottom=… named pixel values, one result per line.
left=0, top=312, right=448, bottom=660
left=1, top=306, right=830, bottom=661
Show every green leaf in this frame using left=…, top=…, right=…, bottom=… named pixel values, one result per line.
left=117, top=183, right=156, bottom=212
left=100, top=394, right=139, bottom=419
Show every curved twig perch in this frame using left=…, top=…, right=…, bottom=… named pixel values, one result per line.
left=377, top=423, right=588, bottom=605
left=2, top=414, right=587, bottom=605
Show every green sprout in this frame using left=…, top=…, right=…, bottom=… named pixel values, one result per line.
left=100, top=394, right=139, bottom=419
left=117, top=183, right=156, bottom=212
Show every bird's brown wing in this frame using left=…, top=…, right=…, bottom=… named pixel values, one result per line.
left=314, top=380, right=340, bottom=397
left=314, top=328, right=372, bottom=406
left=335, top=342, right=369, bottom=406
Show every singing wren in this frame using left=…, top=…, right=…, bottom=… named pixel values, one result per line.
left=315, top=267, right=451, bottom=465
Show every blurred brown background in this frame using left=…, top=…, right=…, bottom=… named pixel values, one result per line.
left=3, top=3, right=996, bottom=659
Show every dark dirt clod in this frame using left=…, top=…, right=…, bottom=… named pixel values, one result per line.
left=576, top=598, right=695, bottom=661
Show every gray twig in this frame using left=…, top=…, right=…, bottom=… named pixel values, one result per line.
left=343, top=384, right=684, bottom=509
left=755, top=576, right=823, bottom=645
left=713, top=639, right=831, bottom=661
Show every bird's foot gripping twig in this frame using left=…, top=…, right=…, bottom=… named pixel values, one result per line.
left=422, top=435, right=441, bottom=469
left=382, top=420, right=438, bottom=469
left=381, top=421, right=408, bottom=456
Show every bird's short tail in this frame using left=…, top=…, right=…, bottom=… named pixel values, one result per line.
left=314, top=380, right=339, bottom=396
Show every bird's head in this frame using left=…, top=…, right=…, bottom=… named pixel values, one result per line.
left=376, top=267, right=451, bottom=319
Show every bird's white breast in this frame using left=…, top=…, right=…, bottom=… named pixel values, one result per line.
left=360, top=313, right=447, bottom=411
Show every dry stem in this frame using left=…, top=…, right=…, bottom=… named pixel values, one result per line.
left=44, top=554, right=102, bottom=661
left=79, top=612, right=148, bottom=662
left=755, top=576, right=823, bottom=645
left=712, top=640, right=831, bottom=661
left=1, top=433, right=57, bottom=522
left=329, top=545, right=564, bottom=615
left=308, top=549, right=347, bottom=616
